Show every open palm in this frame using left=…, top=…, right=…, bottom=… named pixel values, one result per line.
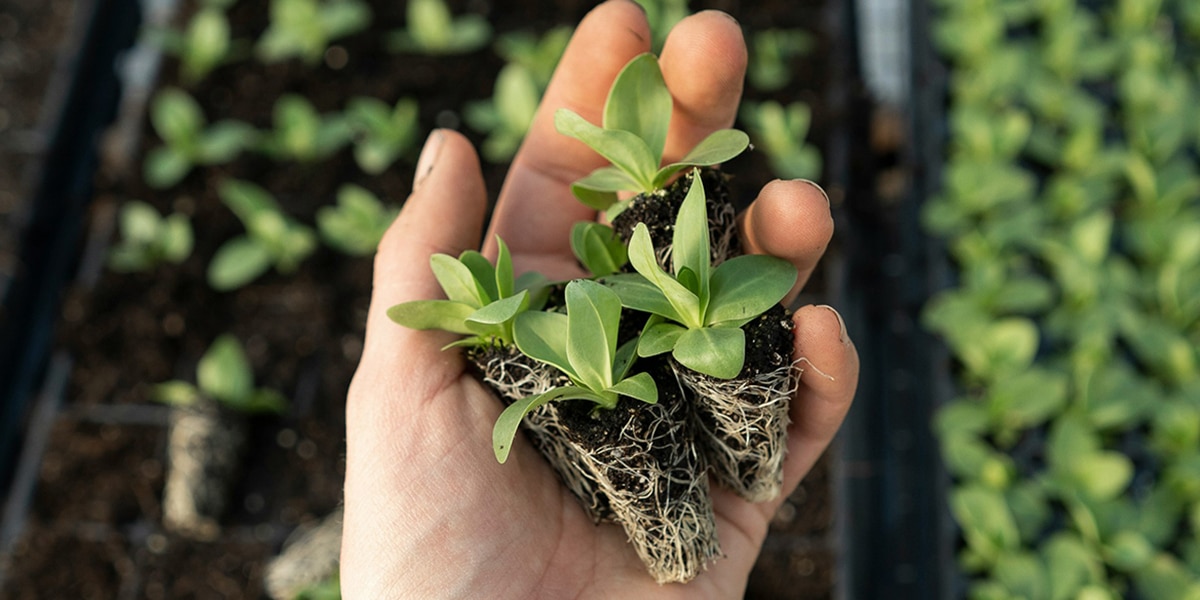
left=341, top=2, right=859, bottom=598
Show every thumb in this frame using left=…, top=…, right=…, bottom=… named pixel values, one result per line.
left=360, top=129, right=489, bottom=373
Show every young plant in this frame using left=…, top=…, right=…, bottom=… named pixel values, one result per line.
left=107, top=201, right=194, bottom=272
left=554, top=53, right=750, bottom=218
left=747, top=28, right=813, bottom=92
left=387, top=238, right=547, bottom=348
left=143, top=88, right=257, bottom=189
left=154, top=4, right=244, bottom=84
left=570, top=222, right=627, bottom=278
left=386, top=0, right=491, bottom=55
left=345, top=96, right=420, bottom=175
left=608, top=171, right=797, bottom=379
left=316, top=184, right=398, bottom=256
left=256, top=0, right=371, bottom=65
left=154, top=334, right=287, bottom=414
left=495, top=26, right=572, bottom=89
left=639, top=0, right=691, bottom=52
left=258, top=94, right=353, bottom=163
left=493, top=279, right=658, bottom=463
left=463, top=63, right=540, bottom=163
left=207, top=179, right=317, bottom=291
left=739, top=100, right=822, bottom=180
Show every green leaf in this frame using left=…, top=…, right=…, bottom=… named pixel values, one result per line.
left=673, top=326, right=745, bottom=379
left=637, top=322, right=685, bottom=357
left=230, top=389, right=288, bottom=415
left=208, top=237, right=272, bottom=291
left=431, top=254, right=488, bottom=307
left=513, top=311, right=574, bottom=378
left=654, top=129, right=751, bottom=186
left=952, top=485, right=1021, bottom=565
left=466, top=291, right=529, bottom=326
left=493, top=386, right=584, bottom=463
left=143, top=147, right=192, bottom=189
left=161, top=214, right=194, bottom=263
left=672, top=171, right=711, bottom=304
left=151, top=88, right=203, bottom=145
left=457, top=251, right=498, bottom=303
left=565, top=280, right=621, bottom=391
left=218, top=179, right=276, bottom=224
left=153, top=381, right=200, bottom=407
left=387, top=300, right=477, bottom=335
left=197, top=334, right=253, bottom=403
left=554, top=109, right=657, bottom=190
left=707, top=254, right=798, bottom=326
left=628, top=224, right=701, bottom=327
left=495, top=238, right=515, bottom=299
left=197, top=121, right=256, bottom=164
left=605, top=273, right=685, bottom=323
left=570, top=222, right=627, bottom=278
left=603, top=53, right=672, bottom=164
left=608, top=372, right=658, bottom=404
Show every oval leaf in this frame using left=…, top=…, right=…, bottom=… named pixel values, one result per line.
left=672, top=171, right=710, bottom=300
left=654, top=129, right=750, bottom=187
left=707, top=254, right=798, bottom=326
left=673, top=326, right=745, bottom=379
left=637, top=322, right=685, bottom=357
left=514, top=311, right=574, bottom=378
left=554, top=109, right=657, bottom=190
left=387, top=300, right=476, bottom=335
left=605, top=273, right=684, bottom=323
left=608, top=372, right=658, bottom=404
left=208, top=237, right=272, bottom=291
left=628, top=224, right=701, bottom=327
left=565, top=280, right=621, bottom=392
left=197, top=334, right=253, bottom=403
left=466, top=291, right=529, bottom=326
left=603, top=53, right=672, bottom=164
left=431, top=253, right=488, bottom=307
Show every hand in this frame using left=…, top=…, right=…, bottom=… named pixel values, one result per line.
left=340, top=2, right=859, bottom=598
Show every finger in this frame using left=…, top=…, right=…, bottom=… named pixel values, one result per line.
left=486, top=0, right=650, bottom=270
left=659, top=10, right=748, bottom=161
left=780, top=304, right=858, bottom=492
left=738, top=179, right=833, bottom=304
left=360, top=130, right=488, bottom=369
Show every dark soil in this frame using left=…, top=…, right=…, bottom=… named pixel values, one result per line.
left=610, top=167, right=744, bottom=261
left=740, top=303, right=794, bottom=379
left=3, top=0, right=848, bottom=597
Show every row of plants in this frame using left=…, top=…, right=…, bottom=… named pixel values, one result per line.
left=924, top=0, right=1200, bottom=598
left=34, top=0, right=828, bottom=597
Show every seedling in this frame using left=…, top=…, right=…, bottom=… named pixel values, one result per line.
left=108, top=201, right=194, bottom=272
left=143, top=88, right=257, bottom=189
left=639, top=0, right=690, bottom=52
left=345, top=96, right=420, bottom=175
left=207, top=179, right=317, bottom=291
left=464, top=63, right=540, bottom=162
left=316, top=184, right=398, bottom=256
left=387, top=0, right=491, bottom=55
left=608, top=171, right=796, bottom=379
left=739, top=100, right=822, bottom=180
left=747, top=29, right=813, bottom=92
left=154, top=334, right=287, bottom=414
left=387, top=237, right=548, bottom=348
left=555, top=53, right=749, bottom=218
left=256, top=0, right=371, bottom=65
left=570, top=222, right=627, bottom=278
left=493, top=279, right=658, bottom=463
left=495, top=26, right=572, bottom=89
left=259, top=94, right=353, bottom=163
left=154, top=5, right=244, bottom=84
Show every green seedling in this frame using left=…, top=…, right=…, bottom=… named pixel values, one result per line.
left=747, top=28, right=813, bottom=92
left=107, top=201, right=194, bottom=272
left=143, top=88, right=257, bottom=189
left=495, top=26, right=572, bottom=89
left=208, top=179, right=317, bottom=291
left=345, top=96, right=420, bottom=175
left=638, top=0, right=690, bottom=52
left=387, top=0, right=491, bottom=55
left=570, top=222, right=627, bottom=278
left=493, top=279, right=658, bottom=463
left=555, top=53, right=749, bottom=218
left=154, top=334, right=287, bottom=414
left=154, top=5, right=245, bottom=84
left=294, top=572, right=341, bottom=600
left=259, top=94, right=353, bottom=163
left=607, top=171, right=797, bottom=379
left=387, top=237, right=548, bottom=348
left=739, top=100, right=822, bottom=180
left=464, top=63, right=540, bottom=163
left=317, top=184, right=398, bottom=256
left=256, top=0, right=371, bottom=65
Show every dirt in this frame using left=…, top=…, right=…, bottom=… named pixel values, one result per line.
left=2, top=0, right=849, bottom=597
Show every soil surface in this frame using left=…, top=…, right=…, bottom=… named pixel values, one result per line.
left=2, top=0, right=848, bottom=597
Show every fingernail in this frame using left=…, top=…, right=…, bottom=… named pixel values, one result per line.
left=796, top=179, right=829, bottom=205
left=414, top=130, right=445, bottom=191
left=817, top=304, right=849, bottom=344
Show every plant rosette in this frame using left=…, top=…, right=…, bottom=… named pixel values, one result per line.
left=153, top=334, right=287, bottom=539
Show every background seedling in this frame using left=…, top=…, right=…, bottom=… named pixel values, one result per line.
left=107, top=201, right=194, bottom=272
left=207, top=179, right=317, bottom=291
left=258, top=94, right=353, bottom=163
left=464, top=63, right=540, bottom=163
left=747, top=29, right=813, bottom=92
left=494, top=26, right=572, bottom=89
left=317, top=184, right=398, bottom=256
left=153, top=1, right=244, bottom=85
left=570, top=222, right=627, bottom=278
left=143, top=88, right=258, bottom=189
left=154, top=334, right=287, bottom=414
left=256, top=0, right=371, bottom=65
left=345, top=96, right=420, bottom=174
left=387, top=0, right=491, bottom=55
left=739, top=100, right=822, bottom=180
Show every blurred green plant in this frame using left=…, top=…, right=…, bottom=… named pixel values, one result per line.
left=494, top=26, right=572, bottom=88
left=345, top=96, right=420, bottom=174
left=464, top=63, right=540, bottom=162
left=387, top=0, right=491, bottom=55
left=107, top=201, right=194, bottom=272
left=143, top=88, right=258, bottom=189
left=747, top=28, right=813, bottom=92
left=154, top=334, right=287, bottom=414
left=317, top=184, right=398, bottom=256
left=256, top=0, right=371, bottom=65
left=208, top=179, right=317, bottom=291
left=293, top=572, right=340, bottom=600
left=154, top=2, right=245, bottom=84
left=258, top=94, right=353, bottom=163
left=637, top=0, right=690, bottom=52
left=739, top=100, right=822, bottom=180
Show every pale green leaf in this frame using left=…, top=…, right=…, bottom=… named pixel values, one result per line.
left=672, top=171, right=710, bottom=303
left=673, top=326, right=745, bottom=379
left=514, top=311, right=574, bottom=378
left=707, top=254, right=797, bottom=326
left=605, top=273, right=684, bottom=323
left=143, top=147, right=192, bottom=189
left=458, top=251, right=498, bottom=303
left=654, top=129, right=750, bottom=186
left=197, top=334, right=253, bottom=403
left=570, top=222, right=627, bottom=278
left=555, top=109, right=657, bottom=190
left=208, top=237, right=272, bottom=290
left=603, top=53, right=671, bottom=164
left=151, top=88, right=203, bottom=145
left=495, top=238, right=515, bottom=299
left=628, top=224, right=701, bottom=327
left=570, top=166, right=640, bottom=209
left=637, top=322, right=685, bottom=357
left=153, top=381, right=200, bottom=407
left=387, top=300, right=476, bottom=335
left=565, top=280, right=621, bottom=391
left=466, top=291, right=529, bottom=326
left=431, top=254, right=487, bottom=307
left=608, top=372, right=658, bottom=404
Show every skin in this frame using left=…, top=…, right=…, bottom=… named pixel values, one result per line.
left=341, top=2, right=859, bottom=598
